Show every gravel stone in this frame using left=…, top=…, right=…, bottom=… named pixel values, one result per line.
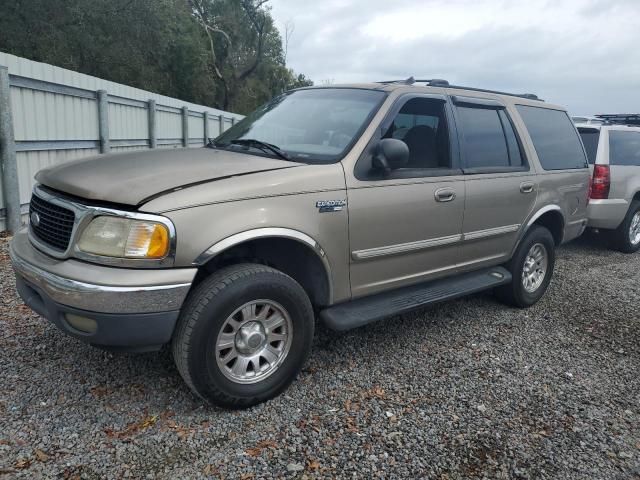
left=287, top=463, right=304, bottom=472
left=0, top=232, right=639, bottom=479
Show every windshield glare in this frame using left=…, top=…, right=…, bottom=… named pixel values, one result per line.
left=215, top=88, right=386, bottom=163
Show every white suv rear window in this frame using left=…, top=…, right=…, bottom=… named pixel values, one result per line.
left=578, top=128, right=600, bottom=164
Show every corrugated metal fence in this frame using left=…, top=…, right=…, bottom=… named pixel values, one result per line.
left=0, top=51, right=243, bottom=232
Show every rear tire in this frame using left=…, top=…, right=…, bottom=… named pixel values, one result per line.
left=610, top=201, right=640, bottom=253
left=172, top=263, right=314, bottom=409
left=496, top=225, right=555, bottom=308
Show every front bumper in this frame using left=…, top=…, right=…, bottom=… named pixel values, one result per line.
left=587, top=199, right=629, bottom=230
left=10, top=229, right=197, bottom=350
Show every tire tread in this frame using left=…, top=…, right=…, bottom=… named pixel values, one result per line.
left=172, top=264, right=302, bottom=408
left=496, top=225, right=555, bottom=308
left=611, top=201, right=640, bottom=253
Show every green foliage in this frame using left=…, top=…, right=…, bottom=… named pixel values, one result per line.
left=0, top=0, right=311, bottom=114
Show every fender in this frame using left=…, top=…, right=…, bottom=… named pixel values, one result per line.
left=509, top=205, right=564, bottom=258
left=192, top=227, right=333, bottom=303
left=525, top=205, right=563, bottom=230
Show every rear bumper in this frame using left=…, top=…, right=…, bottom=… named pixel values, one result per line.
left=10, top=229, right=196, bottom=350
left=587, top=199, right=629, bottom=230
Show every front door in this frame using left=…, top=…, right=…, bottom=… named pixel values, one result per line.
left=347, top=95, right=465, bottom=298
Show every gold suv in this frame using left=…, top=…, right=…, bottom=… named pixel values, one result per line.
left=11, top=78, right=590, bottom=407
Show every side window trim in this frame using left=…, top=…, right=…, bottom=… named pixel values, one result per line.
left=449, top=96, right=531, bottom=175
left=498, top=109, right=529, bottom=169
left=451, top=95, right=506, bottom=109
left=497, top=110, right=514, bottom=165
left=353, top=93, right=462, bottom=181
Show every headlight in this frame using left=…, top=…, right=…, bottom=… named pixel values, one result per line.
left=77, top=216, right=170, bottom=259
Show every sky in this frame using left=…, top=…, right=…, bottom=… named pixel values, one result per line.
left=269, top=0, right=640, bottom=116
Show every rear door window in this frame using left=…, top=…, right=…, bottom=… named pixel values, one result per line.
left=516, top=105, right=588, bottom=170
left=609, top=131, right=640, bottom=166
left=578, top=128, right=601, bottom=164
left=455, top=105, right=524, bottom=170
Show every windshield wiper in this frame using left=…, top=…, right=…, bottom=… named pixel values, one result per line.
left=228, top=138, right=291, bottom=162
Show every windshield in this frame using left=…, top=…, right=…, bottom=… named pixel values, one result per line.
left=215, top=88, right=386, bottom=163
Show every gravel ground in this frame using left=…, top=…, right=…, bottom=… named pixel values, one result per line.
left=0, top=232, right=639, bottom=480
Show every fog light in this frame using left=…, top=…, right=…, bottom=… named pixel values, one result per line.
left=65, top=314, right=98, bottom=334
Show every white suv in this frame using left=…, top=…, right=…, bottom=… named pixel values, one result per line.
left=578, top=123, right=640, bottom=252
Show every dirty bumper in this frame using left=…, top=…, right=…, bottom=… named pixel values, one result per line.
left=9, top=229, right=196, bottom=351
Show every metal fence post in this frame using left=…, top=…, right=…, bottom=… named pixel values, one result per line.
left=203, top=111, right=209, bottom=145
left=182, top=107, right=189, bottom=148
left=148, top=99, right=157, bottom=149
left=97, top=90, right=110, bottom=154
left=0, top=66, right=21, bottom=234
left=218, top=115, right=225, bottom=135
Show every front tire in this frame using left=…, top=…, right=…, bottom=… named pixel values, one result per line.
left=172, top=264, right=314, bottom=409
left=496, top=225, right=556, bottom=308
left=611, top=201, right=640, bottom=253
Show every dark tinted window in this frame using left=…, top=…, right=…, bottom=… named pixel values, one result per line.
left=516, top=105, right=588, bottom=170
left=609, top=130, right=640, bottom=166
left=578, top=128, right=600, bottom=164
left=383, top=98, right=450, bottom=169
left=457, top=107, right=523, bottom=168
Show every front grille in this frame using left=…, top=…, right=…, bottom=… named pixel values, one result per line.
left=29, top=194, right=75, bottom=251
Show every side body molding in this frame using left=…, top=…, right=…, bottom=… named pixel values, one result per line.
left=193, top=227, right=334, bottom=303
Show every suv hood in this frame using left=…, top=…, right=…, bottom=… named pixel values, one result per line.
left=35, top=148, right=298, bottom=206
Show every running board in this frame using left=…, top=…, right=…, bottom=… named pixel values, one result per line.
left=321, top=267, right=512, bottom=331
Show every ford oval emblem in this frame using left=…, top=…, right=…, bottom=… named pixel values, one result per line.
left=30, top=211, right=40, bottom=227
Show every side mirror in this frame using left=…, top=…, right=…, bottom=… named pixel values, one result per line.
left=372, top=138, right=409, bottom=172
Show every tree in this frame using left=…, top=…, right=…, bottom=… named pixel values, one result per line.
left=191, top=0, right=275, bottom=110
left=0, top=0, right=312, bottom=114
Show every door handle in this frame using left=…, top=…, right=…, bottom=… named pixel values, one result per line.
left=520, top=182, right=535, bottom=194
left=435, top=188, right=456, bottom=202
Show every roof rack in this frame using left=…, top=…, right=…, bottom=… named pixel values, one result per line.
left=376, top=77, right=447, bottom=86
left=376, top=77, right=542, bottom=101
left=595, top=114, right=640, bottom=126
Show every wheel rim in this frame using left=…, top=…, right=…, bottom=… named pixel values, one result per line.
left=629, top=212, right=640, bottom=246
left=521, top=243, right=548, bottom=293
left=215, top=300, right=293, bottom=384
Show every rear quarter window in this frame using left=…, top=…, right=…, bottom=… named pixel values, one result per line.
left=609, top=130, right=640, bottom=166
left=516, top=105, right=588, bottom=170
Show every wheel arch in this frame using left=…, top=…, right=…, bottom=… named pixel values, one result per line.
left=192, top=228, right=333, bottom=307
left=511, top=206, right=565, bottom=259
left=527, top=206, right=565, bottom=246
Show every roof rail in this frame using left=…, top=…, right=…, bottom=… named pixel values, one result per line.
left=377, top=77, right=447, bottom=86
left=595, top=114, right=640, bottom=126
left=377, top=77, right=416, bottom=85
left=375, top=77, right=542, bottom=101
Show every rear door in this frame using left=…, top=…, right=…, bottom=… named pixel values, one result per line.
left=451, top=96, right=538, bottom=270
left=347, top=94, right=465, bottom=298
